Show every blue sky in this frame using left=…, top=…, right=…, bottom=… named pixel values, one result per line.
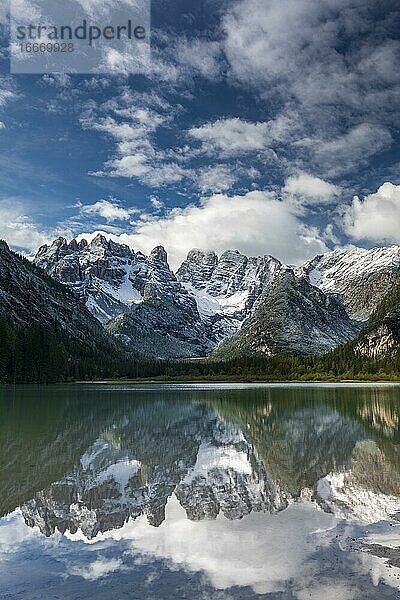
left=0, top=0, right=400, bottom=268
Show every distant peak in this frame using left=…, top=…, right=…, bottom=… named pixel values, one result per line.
left=35, top=243, right=48, bottom=257
left=150, top=245, right=168, bottom=263
left=186, top=248, right=218, bottom=262
left=78, top=239, right=88, bottom=250
left=0, top=239, right=9, bottom=252
left=90, top=233, right=108, bottom=246
left=220, top=249, right=244, bottom=257
left=51, top=236, right=68, bottom=248
left=68, top=239, right=79, bottom=251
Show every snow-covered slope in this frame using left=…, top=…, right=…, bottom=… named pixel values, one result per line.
left=177, top=249, right=283, bottom=340
left=298, top=246, right=400, bottom=320
left=35, top=235, right=172, bottom=324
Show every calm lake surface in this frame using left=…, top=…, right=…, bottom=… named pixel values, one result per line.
left=1, top=383, right=400, bottom=599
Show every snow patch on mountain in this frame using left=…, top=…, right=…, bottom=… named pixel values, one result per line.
left=298, top=245, right=400, bottom=320
left=177, top=248, right=284, bottom=339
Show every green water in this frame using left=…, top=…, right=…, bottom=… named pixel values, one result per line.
left=0, top=383, right=400, bottom=599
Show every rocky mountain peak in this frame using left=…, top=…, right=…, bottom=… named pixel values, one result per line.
left=177, top=248, right=218, bottom=288
left=68, top=239, right=79, bottom=252
left=90, top=233, right=108, bottom=248
left=213, top=269, right=362, bottom=358
left=150, top=245, right=168, bottom=263
left=298, top=245, right=400, bottom=320
left=31, top=236, right=400, bottom=360
left=53, top=236, right=68, bottom=248
left=176, top=247, right=284, bottom=343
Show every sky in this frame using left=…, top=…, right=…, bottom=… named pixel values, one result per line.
left=0, top=0, right=400, bottom=269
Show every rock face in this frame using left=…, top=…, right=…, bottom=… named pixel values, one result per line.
left=298, top=246, right=400, bottom=320
left=213, top=270, right=362, bottom=358
left=353, top=277, right=400, bottom=359
left=35, top=234, right=165, bottom=324
left=177, top=248, right=283, bottom=340
left=0, top=239, right=120, bottom=355
left=34, top=235, right=212, bottom=359
left=34, top=236, right=400, bottom=359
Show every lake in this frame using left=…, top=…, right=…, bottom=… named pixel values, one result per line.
left=0, top=383, right=400, bottom=599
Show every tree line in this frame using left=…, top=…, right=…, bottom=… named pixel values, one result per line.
left=0, top=312, right=398, bottom=383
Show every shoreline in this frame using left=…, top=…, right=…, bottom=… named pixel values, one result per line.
left=74, top=377, right=400, bottom=385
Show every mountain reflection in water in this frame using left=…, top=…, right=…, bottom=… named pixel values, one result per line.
left=0, top=383, right=400, bottom=599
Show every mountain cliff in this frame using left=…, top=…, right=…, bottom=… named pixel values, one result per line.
left=177, top=248, right=283, bottom=340
left=35, top=236, right=213, bottom=359
left=298, top=246, right=400, bottom=320
left=352, top=276, right=400, bottom=359
left=212, top=270, right=362, bottom=358
left=0, top=239, right=133, bottom=381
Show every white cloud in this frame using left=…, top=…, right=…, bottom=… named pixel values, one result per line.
left=0, top=201, right=57, bottom=253
left=195, top=164, right=236, bottom=193
left=40, top=74, right=71, bottom=88
left=220, top=0, right=399, bottom=174
left=298, top=123, right=393, bottom=176
left=0, top=121, right=5, bottom=129
left=99, top=44, right=178, bottom=81
left=0, top=76, right=17, bottom=108
left=102, top=158, right=187, bottom=186
left=283, top=173, right=341, bottom=205
left=149, top=196, right=164, bottom=211
left=78, top=190, right=328, bottom=270
left=78, top=199, right=139, bottom=222
left=174, top=38, right=222, bottom=80
left=189, top=118, right=270, bottom=155
left=0, top=511, right=37, bottom=556
left=82, top=92, right=189, bottom=187
left=342, top=182, right=400, bottom=244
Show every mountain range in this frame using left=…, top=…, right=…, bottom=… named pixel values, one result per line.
left=33, top=235, right=400, bottom=360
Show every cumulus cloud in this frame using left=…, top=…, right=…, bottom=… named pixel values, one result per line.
left=195, top=164, right=237, bottom=193
left=82, top=91, right=190, bottom=187
left=77, top=199, right=139, bottom=222
left=283, top=173, right=341, bottom=205
left=342, top=182, right=400, bottom=244
left=0, top=201, right=57, bottom=253
left=189, top=118, right=270, bottom=156
left=221, top=0, right=399, bottom=173
left=77, top=190, right=328, bottom=270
